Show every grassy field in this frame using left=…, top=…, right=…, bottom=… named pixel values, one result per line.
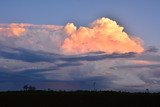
left=0, top=90, right=160, bottom=107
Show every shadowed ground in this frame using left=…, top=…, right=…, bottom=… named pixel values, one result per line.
left=0, top=91, right=160, bottom=107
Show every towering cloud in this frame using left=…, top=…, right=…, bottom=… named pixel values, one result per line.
left=62, top=17, right=144, bottom=54
left=64, top=23, right=77, bottom=35
left=0, top=17, right=144, bottom=55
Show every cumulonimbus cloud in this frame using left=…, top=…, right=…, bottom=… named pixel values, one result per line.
left=0, top=17, right=144, bottom=55
left=1, top=18, right=160, bottom=91
left=62, top=17, right=144, bottom=54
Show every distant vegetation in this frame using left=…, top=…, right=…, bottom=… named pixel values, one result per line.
left=0, top=89, right=160, bottom=107
left=0, top=85, right=159, bottom=106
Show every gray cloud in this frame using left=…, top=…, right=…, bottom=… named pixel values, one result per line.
left=112, top=64, right=160, bottom=69
left=145, top=46, right=159, bottom=53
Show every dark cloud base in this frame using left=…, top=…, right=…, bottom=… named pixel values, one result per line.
left=0, top=44, right=160, bottom=92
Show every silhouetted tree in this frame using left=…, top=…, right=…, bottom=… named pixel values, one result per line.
left=93, top=82, right=96, bottom=91
left=48, top=88, right=51, bottom=91
left=145, top=89, right=149, bottom=93
left=23, top=85, right=28, bottom=91
left=28, top=85, right=36, bottom=91
left=23, top=85, right=36, bottom=91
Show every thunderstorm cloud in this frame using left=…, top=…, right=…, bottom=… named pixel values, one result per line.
left=0, top=17, right=159, bottom=91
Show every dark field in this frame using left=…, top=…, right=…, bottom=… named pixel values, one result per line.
left=0, top=91, right=160, bottom=107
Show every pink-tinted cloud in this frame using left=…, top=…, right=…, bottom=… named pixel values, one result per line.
left=0, top=23, right=63, bottom=37
left=0, top=23, right=28, bottom=37
left=62, top=17, right=144, bottom=54
left=129, top=60, right=153, bottom=65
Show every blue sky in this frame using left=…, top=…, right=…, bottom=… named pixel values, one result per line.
left=0, top=0, right=160, bottom=91
left=0, top=0, right=160, bottom=47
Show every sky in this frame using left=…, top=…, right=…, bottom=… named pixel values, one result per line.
left=0, top=0, right=160, bottom=92
left=0, top=0, right=160, bottom=47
